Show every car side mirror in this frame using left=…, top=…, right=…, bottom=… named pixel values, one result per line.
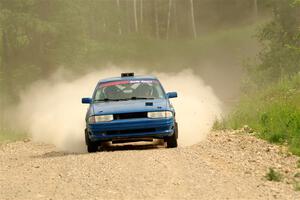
left=82, top=98, right=92, bottom=104
left=167, top=92, right=178, bottom=99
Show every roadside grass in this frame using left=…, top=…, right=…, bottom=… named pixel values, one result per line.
left=294, top=182, right=300, bottom=191
left=0, top=129, right=28, bottom=143
left=294, top=173, right=300, bottom=191
left=265, top=168, right=282, bottom=182
left=214, top=74, right=300, bottom=156
left=294, top=172, right=300, bottom=178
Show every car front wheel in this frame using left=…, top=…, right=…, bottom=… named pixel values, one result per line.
left=87, top=144, right=98, bottom=153
left=166, top=123, right=178, bottom=148
left=85, top=130, right=98, bottom=153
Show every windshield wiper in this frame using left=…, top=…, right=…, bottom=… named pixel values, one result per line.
left=94, top=98, right=120, bottom=102
left=95, top=97, right=154, bottom=102
left=130, top=97, right=154, bottom=100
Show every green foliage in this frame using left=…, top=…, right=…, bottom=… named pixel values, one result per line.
left=246, top=0, right=300, bottom=87
left=217, top=74, right=300, bottom=155
left=219, top=1, right=300, bottom=156
left=295, top=172, right=300, bottom=177
left=294, top=182, right=300, bottom=191
left=212, top=118, right=226, bottom=130
left=0, top=129, right=27, bottom=143
left=265, top=168, right=282, bottom=182
left=0, top=0, right=91, bottom=99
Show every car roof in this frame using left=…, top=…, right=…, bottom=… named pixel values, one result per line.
left=99, top=75, right=158, bottom=84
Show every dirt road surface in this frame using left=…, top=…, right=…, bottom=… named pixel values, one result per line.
left=1, top=131, right=300, bottom=200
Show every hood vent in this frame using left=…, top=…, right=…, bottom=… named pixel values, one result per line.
left=145, top=102, right=153, bottom=106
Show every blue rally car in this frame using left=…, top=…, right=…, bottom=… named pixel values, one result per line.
left=82, top=73, right=178, bottom=152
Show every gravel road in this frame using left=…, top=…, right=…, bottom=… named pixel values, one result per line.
left=1, top=131, right=300, bottom=200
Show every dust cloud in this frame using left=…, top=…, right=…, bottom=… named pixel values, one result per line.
left=17, top=67, right=222, bottom=152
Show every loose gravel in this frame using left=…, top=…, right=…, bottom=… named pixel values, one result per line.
left=0, top=131, right=300, bottom=200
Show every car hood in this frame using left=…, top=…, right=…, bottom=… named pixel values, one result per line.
left=91, top=99, right=169, bottom=115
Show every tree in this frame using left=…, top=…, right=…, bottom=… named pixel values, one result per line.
left=133, top=0, right=138, bottom=32
left=154, top=0, right=160, bottom=39
left=166, top=0, right=172, bottom=40
left=140, top=0, right=143, bottom=27
left=248, top=0, right=300, bottom=85
left=190, top=0, right=197, bottom=39
left=253, top=0, right=258, bottom=19
left=116, top=0, right=122, bottom=35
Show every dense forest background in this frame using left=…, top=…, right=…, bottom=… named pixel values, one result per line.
left=0, top=0, right=272, bottom=103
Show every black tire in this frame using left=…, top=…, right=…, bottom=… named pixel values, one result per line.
left=174, top=122, right=178, bottom=139
left=85, top=129, right=98, bottom=153
left=166, top=134, right=178, bottom=148
left=166, top=122, right=178, bottom=148
left=87, top=144, right=98, bottom=153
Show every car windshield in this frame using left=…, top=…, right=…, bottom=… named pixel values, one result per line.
left=94, top=80, right=165, bottom=101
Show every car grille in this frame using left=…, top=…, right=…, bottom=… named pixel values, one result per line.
left=113, top=112, right=148, bottom=120
left=106, top=128, right=155, bottom=135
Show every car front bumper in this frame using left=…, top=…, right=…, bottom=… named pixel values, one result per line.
left=87, top=117, right=175, bottom=142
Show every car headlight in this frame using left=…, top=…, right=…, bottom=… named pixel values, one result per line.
left=147, top=111, right=173, bottom=119
left=88, top=115, right=113, bottom=123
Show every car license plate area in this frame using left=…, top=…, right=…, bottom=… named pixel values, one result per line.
left=106, top=128, right=156, bottom=135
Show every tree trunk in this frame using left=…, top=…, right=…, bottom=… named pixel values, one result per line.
left=89, top=1, right=97, bottom=39
left=116, top=0, right=122, bottom=35
left=154, top=0, right=159, bottom=39
left=166, top=0, right=172, bottom=40
left=125, top=0, right=131, bottom=33
left=133, top=0, right=138, bottom=32
left=253, top=0, right=258, bottom=19
left=190, top=0, right=197, bottom=39
left=173, top=0, right=178, bottom=37
left=103, top=17, right=107, bottom=33
left=140, top=0, right=143, bottom=26
left=0, top=30, right=9, bottom=129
